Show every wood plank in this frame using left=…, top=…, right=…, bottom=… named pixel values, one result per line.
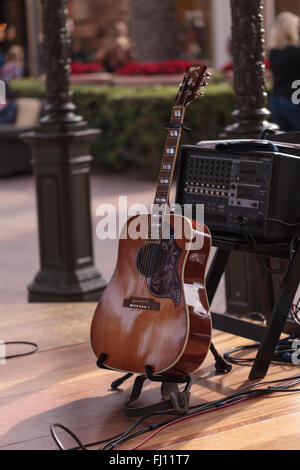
left=0, top=303, right=97, bottom=350
left=1, top=303, right=300, bottom=450
left=165, top=411, right=300, bottom=450
left=1, top=339, right=300, bottom=450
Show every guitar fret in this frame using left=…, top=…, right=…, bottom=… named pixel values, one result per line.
left=155, top=197, right=167, bottom=202
left=151, top=104, right=185, bottom=238
left=173, top=109, right=182, bottom=118
left=166, top=136, right=178, bottom=144
left=169, top=129, right=179, bottom=137
left=170, top=116, right=181, bottom=124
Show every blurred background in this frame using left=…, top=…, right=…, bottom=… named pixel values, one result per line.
left=1, top=0, right=300, bottom=306
left=1, top=0, right=298, bottom=76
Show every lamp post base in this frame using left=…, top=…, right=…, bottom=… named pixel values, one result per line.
left=22, top=127, right=106, bottom=304
left=28, top=267, right=106, bottom=302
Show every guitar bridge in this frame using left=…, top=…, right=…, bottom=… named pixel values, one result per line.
left=123, top=297, right=160, bottom=311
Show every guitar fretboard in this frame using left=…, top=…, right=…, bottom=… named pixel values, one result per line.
left=148, top=105, right=186, bottom=241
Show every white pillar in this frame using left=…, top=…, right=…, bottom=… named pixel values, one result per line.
left=211, top=0, right=232, bottom=70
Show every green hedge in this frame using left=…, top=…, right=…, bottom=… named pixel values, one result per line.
left=11, top=79, right=234, bottom=178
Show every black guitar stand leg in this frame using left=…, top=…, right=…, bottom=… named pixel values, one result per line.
left=145, top=365, right=191, bottom=413
left=122, top=366, right=192, bottom=416
left=206, top=248, right=231, bottom=305
left=210, top=341, right=232, bottom=373
left=144, top=364, right=192, bottom=390
left=96, top=352, right=134, bottom=390
left=206, top=248, right=232, bottom=373
left=111, top=373, right=134, bottom=390
left=249, top=243, right=300, bottom=380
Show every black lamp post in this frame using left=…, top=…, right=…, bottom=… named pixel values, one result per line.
left=22, top=0, right=106, bottom=302
left=224, top=0, right=278, bottom=317
left=225, top=0, right=278, bottom=138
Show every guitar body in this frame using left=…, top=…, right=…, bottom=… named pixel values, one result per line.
left=91, top=213, right=212, bottom=377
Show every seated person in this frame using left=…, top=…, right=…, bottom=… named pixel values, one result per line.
left=0, top=45, right=24, bottom=81
left=0, top=83, right=17, bottom=124
left=94, top=22, right=131, bottom=72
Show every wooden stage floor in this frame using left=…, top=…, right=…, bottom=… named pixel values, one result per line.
left=1, top=303, right=300, bottom=451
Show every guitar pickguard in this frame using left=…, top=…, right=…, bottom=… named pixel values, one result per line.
left=146, top=235, right=182, bottom=307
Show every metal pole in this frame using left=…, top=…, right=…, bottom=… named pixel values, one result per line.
left=22, top=0, right=106, bottom=302
left=225, top=0, right=277, bottom=137
left=224, top=0, right=278, bottom=316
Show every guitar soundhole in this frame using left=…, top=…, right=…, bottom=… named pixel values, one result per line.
left=136, top=243, right=164, bottom=276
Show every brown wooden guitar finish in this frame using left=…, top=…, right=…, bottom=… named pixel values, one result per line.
left=91, top=64, right=212, bottom=377
left=91, top=214, right=211, bottom=376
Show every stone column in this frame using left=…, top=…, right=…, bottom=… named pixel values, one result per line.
left=22, top=0, right=106, bottom=302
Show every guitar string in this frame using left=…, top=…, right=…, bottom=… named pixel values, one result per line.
left=145, top=96, right=195, bottom=285
left=137, top=112, right=173, bottom=292
left=136, top=67, right=205, bottom=303
left=145, top=119, right=179, bottom=282
left=138, top=120, right=176, bottom=297
left=147, top=111, right=185, bottom=280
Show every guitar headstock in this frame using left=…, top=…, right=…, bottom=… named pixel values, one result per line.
left=175, top=64, right=211, bottom=106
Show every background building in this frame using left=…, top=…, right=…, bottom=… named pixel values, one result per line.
left=0, top=0, right=299, bottom=77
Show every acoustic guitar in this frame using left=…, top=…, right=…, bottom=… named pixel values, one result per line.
left=91, top=64, right=212, bottom=378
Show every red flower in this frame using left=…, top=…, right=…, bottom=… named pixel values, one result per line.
left=71, top=61, right=103, bottom=74
left=115, top=59, right=204, bottom=76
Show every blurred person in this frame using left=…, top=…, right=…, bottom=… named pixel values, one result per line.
left=0, top=26, right=8, bottom=68
left=71, top=38, right=89, bottom=62
left=0, top=82, right=17, bottom=124
left=94, top=22, right=131, bottom=72
left=269, top=12, right=300, bottom=131
left=0, top=45, right=24, bottom=81
left=6, top=25, right=16, bottom=43
left=0, top=24, right=15, bottom=65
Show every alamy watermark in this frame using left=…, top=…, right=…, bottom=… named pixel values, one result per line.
left=292, top=339, right=300, bottom=365
left=95, top=197, right=205, bottom=250
left=291, top=80, right=300, bottom=104
left=0, top=340, right=6, bottom=365
left=0, top=80, right=6, bottom=105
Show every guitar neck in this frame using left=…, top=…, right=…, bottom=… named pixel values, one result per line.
left=153, top=105, right=186, bottom=207
left=148, top=63, right=209, bottom=241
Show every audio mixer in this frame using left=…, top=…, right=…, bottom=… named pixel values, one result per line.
left=176, top=141, right=300, bottom=240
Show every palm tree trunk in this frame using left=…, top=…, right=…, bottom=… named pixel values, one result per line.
left=131, top=0, right=179, bottom=62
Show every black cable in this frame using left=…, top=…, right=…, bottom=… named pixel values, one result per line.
left=224, top=335, right=300, bottom=366
left=265, top=217, right=300, bottom=227
left=50, top=424, right=87, bottom=451
left=0, top=341, right=38, bottom=360
left=290, top=296, right=300, bottom=326
left=51, top=410, right=182, bottom=451
left=243, top=228, right=297, bottom=276
left=92, top=370, right=300, bottom=449
left=50, top=372, right=300, bottom=451
left=78, top=374, right=300, bottom=449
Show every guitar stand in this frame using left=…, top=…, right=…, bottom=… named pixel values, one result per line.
left=210, top=342, right=232, bottom=373
left=207, top=234, right=300, bottom=380
left=97, top=339, right=230, bottom=416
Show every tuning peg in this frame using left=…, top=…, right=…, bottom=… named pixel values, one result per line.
left=200, top=81, right=209, bottom=87
left=197, top=91, right=204, bottom=98
left=205, top=72, right=211, bottom=78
